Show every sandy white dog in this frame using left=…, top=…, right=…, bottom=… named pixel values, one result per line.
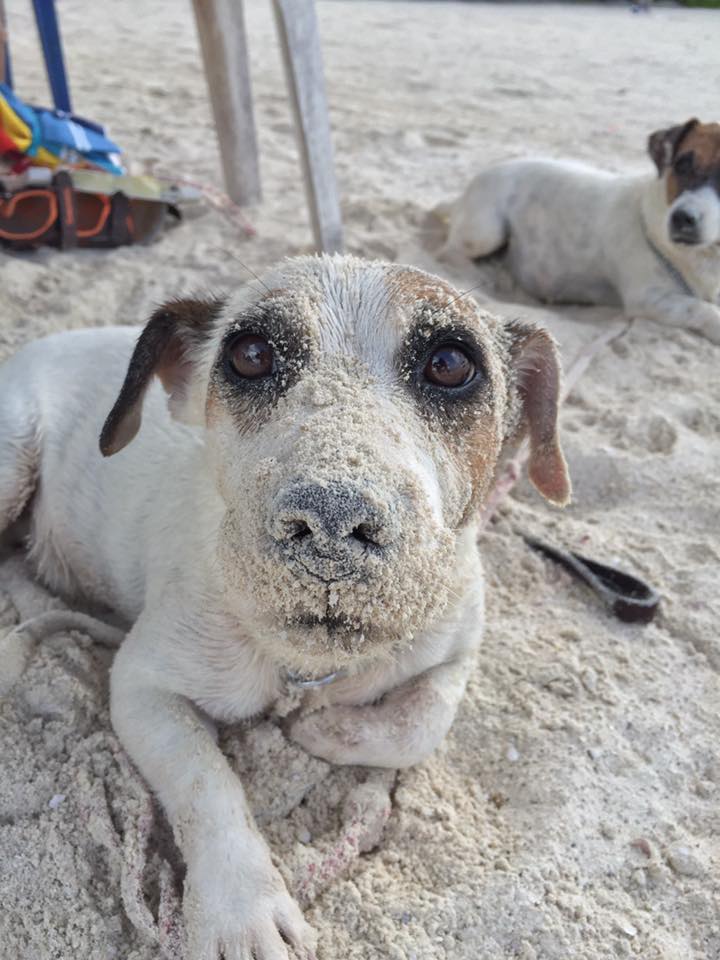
left=0, top=256, right=569, bottom=959
left=439, top=119, right=720, bottom=343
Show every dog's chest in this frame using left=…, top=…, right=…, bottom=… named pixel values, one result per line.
left=191, top=653, right=279, bottom=723
left=187, top=633, right=388, bottom=725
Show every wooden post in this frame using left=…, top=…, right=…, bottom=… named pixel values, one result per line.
left=0, top=0, right=9, bottom=87
left=192, top=0, right=262, bottom=206
left=272, top=0, right=343, bottom=253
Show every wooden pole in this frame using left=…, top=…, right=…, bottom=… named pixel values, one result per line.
left=0, top=0, right=9, bottom=87
left=192, top=0, right=262, bottom=206
left=272, top=0, right=343, bottom=253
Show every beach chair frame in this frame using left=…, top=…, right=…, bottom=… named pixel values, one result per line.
left=2, top=0, right=343, bottom=253
left=193, top=0, right=343, bottom=253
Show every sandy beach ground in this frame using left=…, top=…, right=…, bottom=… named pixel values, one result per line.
left=1, top=2, right=718, bottom=958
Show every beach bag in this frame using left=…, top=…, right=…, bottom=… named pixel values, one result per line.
left=0, top=170, right=178, bottom=249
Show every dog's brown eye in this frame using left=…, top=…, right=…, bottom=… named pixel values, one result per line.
left=423, top=343, right=475, bottom=388
left=228, top=334, right=274, bottom=379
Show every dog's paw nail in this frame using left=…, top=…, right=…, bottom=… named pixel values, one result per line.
left=277, top=914, right=318, bottom=959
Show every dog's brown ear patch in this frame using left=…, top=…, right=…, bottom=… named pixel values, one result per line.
left=506, top=320, right=571, bottom=507
left=648, top=118, right=699, bottom=176
left=100, top=298, right=224, bottom=457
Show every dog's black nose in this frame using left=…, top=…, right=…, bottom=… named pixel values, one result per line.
left=670, top=208, right=700, bottom=243
left=271, top=481, right=395, bottom=577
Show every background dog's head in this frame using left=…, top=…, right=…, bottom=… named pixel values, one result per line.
left=648, top=119, right=720, bottom=248
left=99, top=257, right=569, bottom=670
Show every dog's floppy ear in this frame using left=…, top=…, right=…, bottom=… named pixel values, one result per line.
left=505, top=320, right=570, bottom=507
left=648, top=118, right=698, bottom=176
left=100, top=297, right=224, bottom=457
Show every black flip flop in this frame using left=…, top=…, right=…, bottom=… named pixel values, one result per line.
left=524, top=536, right=660, bottom=624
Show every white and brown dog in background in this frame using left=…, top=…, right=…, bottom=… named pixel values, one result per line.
left=0, top=256, right=569, bottom=960
left=438, top=119, right=720, bottom=343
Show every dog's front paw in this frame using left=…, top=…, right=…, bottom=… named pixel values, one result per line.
left=290, top=676, right=457, bottom=769
left=184, top=837, right=317, bottom=960
left=289, top=704, right=370, bottom=766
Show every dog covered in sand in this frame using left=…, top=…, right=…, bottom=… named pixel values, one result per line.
left=438, top=119, right=720, bottom=343
left=0, top=255, right=569, bottom=959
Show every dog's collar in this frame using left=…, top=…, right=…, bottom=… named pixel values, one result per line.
left=282, top=666, right=347, bottom=689
left=643, top=226, right=693, bottom=297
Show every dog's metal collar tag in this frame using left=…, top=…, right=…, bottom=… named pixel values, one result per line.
left=283, top=667, right=347, bottom=689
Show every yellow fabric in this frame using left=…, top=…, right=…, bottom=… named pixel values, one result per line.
left=72, top=171, right=163, bottom=200
left=0, top=97, right=32, bottom=152
left=32, top=147, right=61, bottom=168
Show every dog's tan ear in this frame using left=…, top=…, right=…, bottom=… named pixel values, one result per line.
left=99, top=298, right=224, bottom=457
left=505, top=320, right=571, bottom=507
left=648, top=118, right=698, bottom=176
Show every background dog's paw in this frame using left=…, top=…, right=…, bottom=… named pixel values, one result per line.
left=704, top=316, right=720, bottom=345
left=0, top=594, right=28, bottom=697
left=0, top=590, right=19, bottom=628
left=420, top=204, right=452, bottom=254
left=691, top=303, right=720, bottom=344
left=0, top=623, right=35, bottom=697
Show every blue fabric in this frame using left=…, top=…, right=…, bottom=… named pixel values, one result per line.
left=37, top=108, right=120, bottom=155
left=0, top=82, right=123, bottom=173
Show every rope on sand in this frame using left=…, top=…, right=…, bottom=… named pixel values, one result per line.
left=82, top=756, right=394, bottom=959
left=0, top=609, right=125, bottom=697
left=154, top=172, right=258, bottom=237
left=292, top=772, right=396, bottom=909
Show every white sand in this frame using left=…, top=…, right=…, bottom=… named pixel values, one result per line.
left=1, top=2, right=719, bottom=958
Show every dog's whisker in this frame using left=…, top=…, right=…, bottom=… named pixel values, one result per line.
left=210, top=247, right=272, bottom=295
